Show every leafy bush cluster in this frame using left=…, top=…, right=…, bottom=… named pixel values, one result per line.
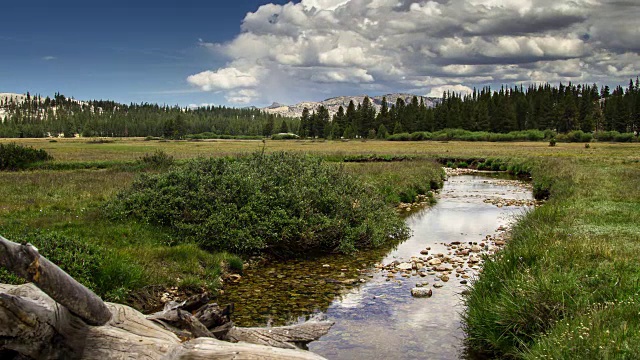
left=184, top=132, right=263, bottom=140
left=138, top=150, right=174, bottom=169
left=107, top=152, right=407, bottom=256
left=593, top=130, right=638, bottom=142
left=441, top=157, right=532, bottom=177
left=386, top=128, right=639, bottom=143
left=0, top=143, right=53, bottom=170
left=387, top=129, right=550, bottom=142
left=0, top=231, right=142, bottom=301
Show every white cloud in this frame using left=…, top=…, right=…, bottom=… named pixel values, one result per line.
left=225, top=89, right=260, bottom=104
left=188, top=0, right=640, bottom=104
left=187, top=65, right=263, bottom=91
left=427, top=85, right=474, bottom=98
left=42, top=56, right=56, bottom=61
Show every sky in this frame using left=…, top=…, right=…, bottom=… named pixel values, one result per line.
left=1, top=0, right=639, bottom=107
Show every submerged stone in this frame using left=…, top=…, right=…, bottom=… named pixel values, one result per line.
left=411, top=288, right=433, bottom=298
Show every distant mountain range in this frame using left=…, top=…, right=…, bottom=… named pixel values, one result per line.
left=1, top=92, right=441, bottom=121
left=261, top=93, right=441, bottom=118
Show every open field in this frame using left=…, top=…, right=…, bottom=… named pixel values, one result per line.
left=0, top=139, right=445, bottom=307
left=1, top=138, right=639, bottom=163
left=1, top=138, right=639, bottom=358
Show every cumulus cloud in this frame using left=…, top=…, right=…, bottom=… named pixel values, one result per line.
left=427, top=85, right=474, bottom=97
left=188, top=0, right=640, bottom=104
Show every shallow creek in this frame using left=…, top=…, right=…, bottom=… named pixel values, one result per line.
left=217, top=174, right=534, bottom=359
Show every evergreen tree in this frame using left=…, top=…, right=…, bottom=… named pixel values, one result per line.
left=278, top=120, right=289, bottom=134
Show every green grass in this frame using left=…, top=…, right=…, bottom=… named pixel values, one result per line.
left=0, top=146, right=444, bottom=308
left=0, top=168, right=242, bottom=303
left=462, top=159, right=640, bottom=359
left=1, top=136, right=640, bottom=358
left=343, top=160, right=444, bottom=204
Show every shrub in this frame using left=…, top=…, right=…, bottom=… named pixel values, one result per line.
left=409, top=132, right=432, bottom=141
left=543, top=129, right=557, bottom=140
left=138, top=150, right=174, bottom=169
left=549, top=139, right=557, bottom=147
left=0, top=230, right=145, bottom=301
left=580, top=133, right=593, bottom=143
left=107, top=152, right=408, bottom=257
left=0, top=231, right=104, bottom=291
left=614, top=132, right=635, bottom=143
left=387, top=132, right=411, bottom=141
left=0, top=143, right=53, bottom=170
left=594, top=131, right=617, bottom=142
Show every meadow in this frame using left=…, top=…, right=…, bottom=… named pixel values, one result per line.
left=0, top=137, right=639, bottom=357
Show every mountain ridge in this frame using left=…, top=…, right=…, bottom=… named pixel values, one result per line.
left=262, top=93, right=441, bottom=118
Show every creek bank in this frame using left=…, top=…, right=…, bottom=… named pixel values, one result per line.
left=214, top=174, right=534, bottom=359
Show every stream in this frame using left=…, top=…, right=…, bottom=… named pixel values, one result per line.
left=218, top=173, right=535, bottom=359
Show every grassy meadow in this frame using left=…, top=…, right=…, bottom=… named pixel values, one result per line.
left=1, top=137, right=639, bottom=358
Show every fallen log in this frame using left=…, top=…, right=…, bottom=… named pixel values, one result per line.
left=0, top=235, right=112, bottom=325
left=0, top=234, right=331, bottom=359
left=226, top=320, right=335, bottom=350
left=0, top=283, right=328, bottom=359
left=147, top=299, right=334, bottom=349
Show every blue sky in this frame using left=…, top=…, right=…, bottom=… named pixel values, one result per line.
left=1, top=0, right=638, bottom=107
left=0, top=0, right=292, bottom=106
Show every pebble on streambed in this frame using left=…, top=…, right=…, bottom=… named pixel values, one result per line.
left=411, top=287, right=433, bottom=298
left=383, top=221, right=518, bottom=298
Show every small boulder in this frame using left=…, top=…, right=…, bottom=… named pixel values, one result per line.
left=411, top=287, right=433, bottom=298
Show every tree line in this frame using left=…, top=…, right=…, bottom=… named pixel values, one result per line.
left=1, top=78, right=638, bottom=139
left=299, top=78, right=640, bottom=139
left=0, top=93, right=297, bottom=138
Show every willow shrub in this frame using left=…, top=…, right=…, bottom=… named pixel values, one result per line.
left=106, top=152, right=408, bottom=257
left=0, top=143, right=52, bottom=170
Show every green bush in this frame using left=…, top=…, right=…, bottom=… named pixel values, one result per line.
left=107, top=152, right=408, bottom=257
left=614, top=132, right=636, bottom=142
left=592, top=131, right=637, bottom=142
left=409, top=132, right=432, bottom=141
left=0, top=143, right=53, bottom=170
left=0, top=231, right=103, bottom=291
left=138, top=150, right=174, bottom=169
left=0, top=231, right=144, bottom=301
left=543, top=129, right=557, bottom=140
left=563, top=130, right=593, bottom=143
left=387, top=132, right=411, bottom=141
left=185, top=132, right=263, bottom=140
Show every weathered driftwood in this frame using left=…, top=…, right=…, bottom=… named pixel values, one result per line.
left=226, top=321, right=335, bottom=350
left=0, top=234, right=331, bottom=359
left=0, top=235, right=112, bottom=325
left=148, top=298, right=334, bottom=350
left=0, top=283, right=328, bottom=359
